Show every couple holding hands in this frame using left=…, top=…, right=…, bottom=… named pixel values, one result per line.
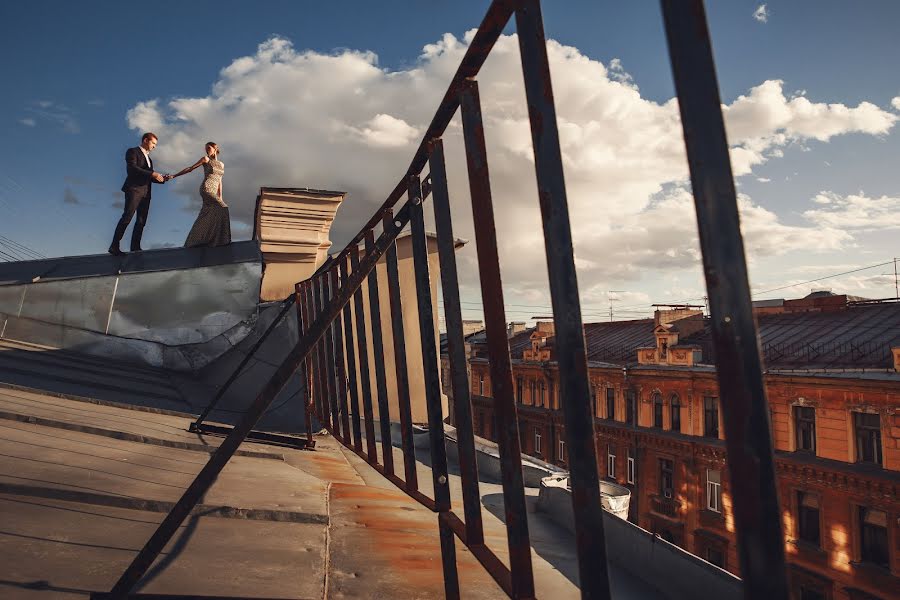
left=109, top=132, right=231, bottom=256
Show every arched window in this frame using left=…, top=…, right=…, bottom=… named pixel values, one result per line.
left=652, top=392, right=664, bottom=428
left=670, top=394, right=681, bottom=433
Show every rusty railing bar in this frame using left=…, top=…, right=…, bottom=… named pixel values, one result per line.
left=330, top=267, right=353, bottom=445
left=661, top=2, right=789, bottom=598
left=428, top=137, right=485, bottom=546
left=103, top=200, right=415, bottom=598
left=322, top=270, right=343, bottom=437
left=408, top=173, right=453, bottom=513
left=351, top=243, right=379, bottom=462
left=301, top=281, right=321, bottom=424
left=316, top=273, right=340, bottom=435
left=295, top=282, right=314, bottom=445
left=458, top=78, right=535, bottom=599
left=514, top=1, right=611, bottom=597
left=409, top=172, right=460, bottom=597
left=365, top=230, right=395, bottom=476
left=383, top=210, right=419, bottom=490
left=340, top=255, right=364, bottom=452
left=442, top=512, right=514, bottom=597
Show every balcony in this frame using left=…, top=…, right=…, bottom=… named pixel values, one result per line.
left=652, top=494, right=683, bottom=519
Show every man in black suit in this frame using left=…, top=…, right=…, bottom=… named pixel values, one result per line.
left=109, top=132, right=169, bottom=256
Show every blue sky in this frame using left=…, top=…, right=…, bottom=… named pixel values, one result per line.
left=1, top=1, right=898, bottom=320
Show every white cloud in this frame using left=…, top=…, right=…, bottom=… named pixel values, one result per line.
left=19, top=118, right=36, bottom=127
left=127, top=33, right=896, bottom=299
left=753, top=5, right=769, bottom=23
left=756, top=177, right=771, bottom=183
left=892, top=96, right=900, bottom=111
left=804, top=191, right=900, bottom=230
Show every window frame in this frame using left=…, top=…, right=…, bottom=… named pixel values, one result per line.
left=794, top=405, right=816, bottom=454
left=858, top=505, right=889, bottom=568
left=606, top=387, right=616, bottom=421
left=853, top=412, right=882, bottom=466
left=659, top=458, right=674, bottom=498
left=796, top=490, right=821, bottom=548
left=626, top=449, right=635, bottom=485
left=670, top=394, right=681, bottom=433
left=652, top=392, right=664, bottom=428
left=606, top=444, right=617, bottom=480
left=706, top=468, right=722, bottom=513
left=703, top=396, right=719, bottom=438
left=534, top=428, right=542, bottom=456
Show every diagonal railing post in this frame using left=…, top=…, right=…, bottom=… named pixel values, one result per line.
left=296, top=282, right=314, bottom=445
left=459, top=78, right=535, bottom=599
left=514, top=2, right=610, bottom=597
left=351, top=244, right=379, bottom=462
left=661, top=2, right=789, bottom=598
left=341, top=254, right=364, bottom=452
left=330, top=267, right=353, bottom=445
left=428, top=137, right=484, bottom=546
left=383, top=210, right=419, bottom=490
left=408, top=173, right=460, bottom=599
left=365, top=230, right=395, bottom=476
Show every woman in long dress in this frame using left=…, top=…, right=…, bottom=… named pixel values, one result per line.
left=169, top=142, right=231, bottom=247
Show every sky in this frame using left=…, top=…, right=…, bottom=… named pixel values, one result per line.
left=1, top=1, right=899, bottom=324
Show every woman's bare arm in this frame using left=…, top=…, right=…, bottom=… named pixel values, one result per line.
left=171, top=156, right=209, bottom=179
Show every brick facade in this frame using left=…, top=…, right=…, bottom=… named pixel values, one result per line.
left=456, top=302, right=899, bottom=600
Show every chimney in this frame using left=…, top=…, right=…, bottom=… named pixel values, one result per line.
left=507, top=321, right=527, bottom=338
left=534, top=320, right=555, bottom=335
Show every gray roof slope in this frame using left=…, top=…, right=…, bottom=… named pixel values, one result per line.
left=0, top=240, right=261, bottom=286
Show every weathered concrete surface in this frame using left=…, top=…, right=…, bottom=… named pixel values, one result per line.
left=0, top=386, right=512, bottom=599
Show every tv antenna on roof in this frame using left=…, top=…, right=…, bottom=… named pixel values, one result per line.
left=607, top=291, right=626, bottom=321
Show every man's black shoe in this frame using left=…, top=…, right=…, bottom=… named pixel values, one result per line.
left=130, top=247, right=144, bottom=252
left=108, top=246, right=125, bottom=257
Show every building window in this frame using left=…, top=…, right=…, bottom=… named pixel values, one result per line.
left=548, top=380, right=555, bottom=409
left=516, top=377, right=523, bottom=403
left=671, top=394, right=681, bottom=433
left=703, top=396, right=719, bottom=438
left=557, top=437, right=566, bottom=462
left=534, top=428, right=542, bottom=456
left=607, top=444, right=616, bottom=480
left=794, top=406, right=816, bottom=453
left=479, top=373, right=485, bottom=396
left=626, top=449, right=635, bottom=485
left=797, top=491, right=820, bottom=547
left=592, top=384, right=599, bottom=416
left=538, top=381, right=545, bottom=407
left=858, top=506, right=888, bottom=568
left=706, top=546, right=725, bottom=569
left=652, top=393, right=664, bottom=428
left=626, top=390, right=636, bottom=426
left=606, top=387, right=616, bottom=421
left=854, top=413, right=882, bottom=466
left=530, top=380, right=536, bottom=405
left=706, top=469, right=722, bottom=513
left=659, top=458, right=674, bottom=498
left=798, top=587, right=826, bottom=600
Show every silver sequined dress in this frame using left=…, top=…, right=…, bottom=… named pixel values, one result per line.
left=185, top=158, right=231, bottom=247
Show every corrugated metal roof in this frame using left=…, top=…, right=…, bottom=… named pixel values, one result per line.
left=683, top=303, right=900, bottom=369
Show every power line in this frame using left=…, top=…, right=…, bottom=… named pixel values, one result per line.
left=0, top=235, right=46, bottom=259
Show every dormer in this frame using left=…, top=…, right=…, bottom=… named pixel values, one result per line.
left=638, top=310, right=705, bottom=366
left=524, top=328, right=553, bottom=362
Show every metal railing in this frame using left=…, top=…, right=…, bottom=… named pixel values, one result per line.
left=94, top=1, right=788, bottom=598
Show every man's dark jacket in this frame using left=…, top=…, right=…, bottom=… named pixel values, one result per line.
left=121, top=147, right=156, bottom=198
